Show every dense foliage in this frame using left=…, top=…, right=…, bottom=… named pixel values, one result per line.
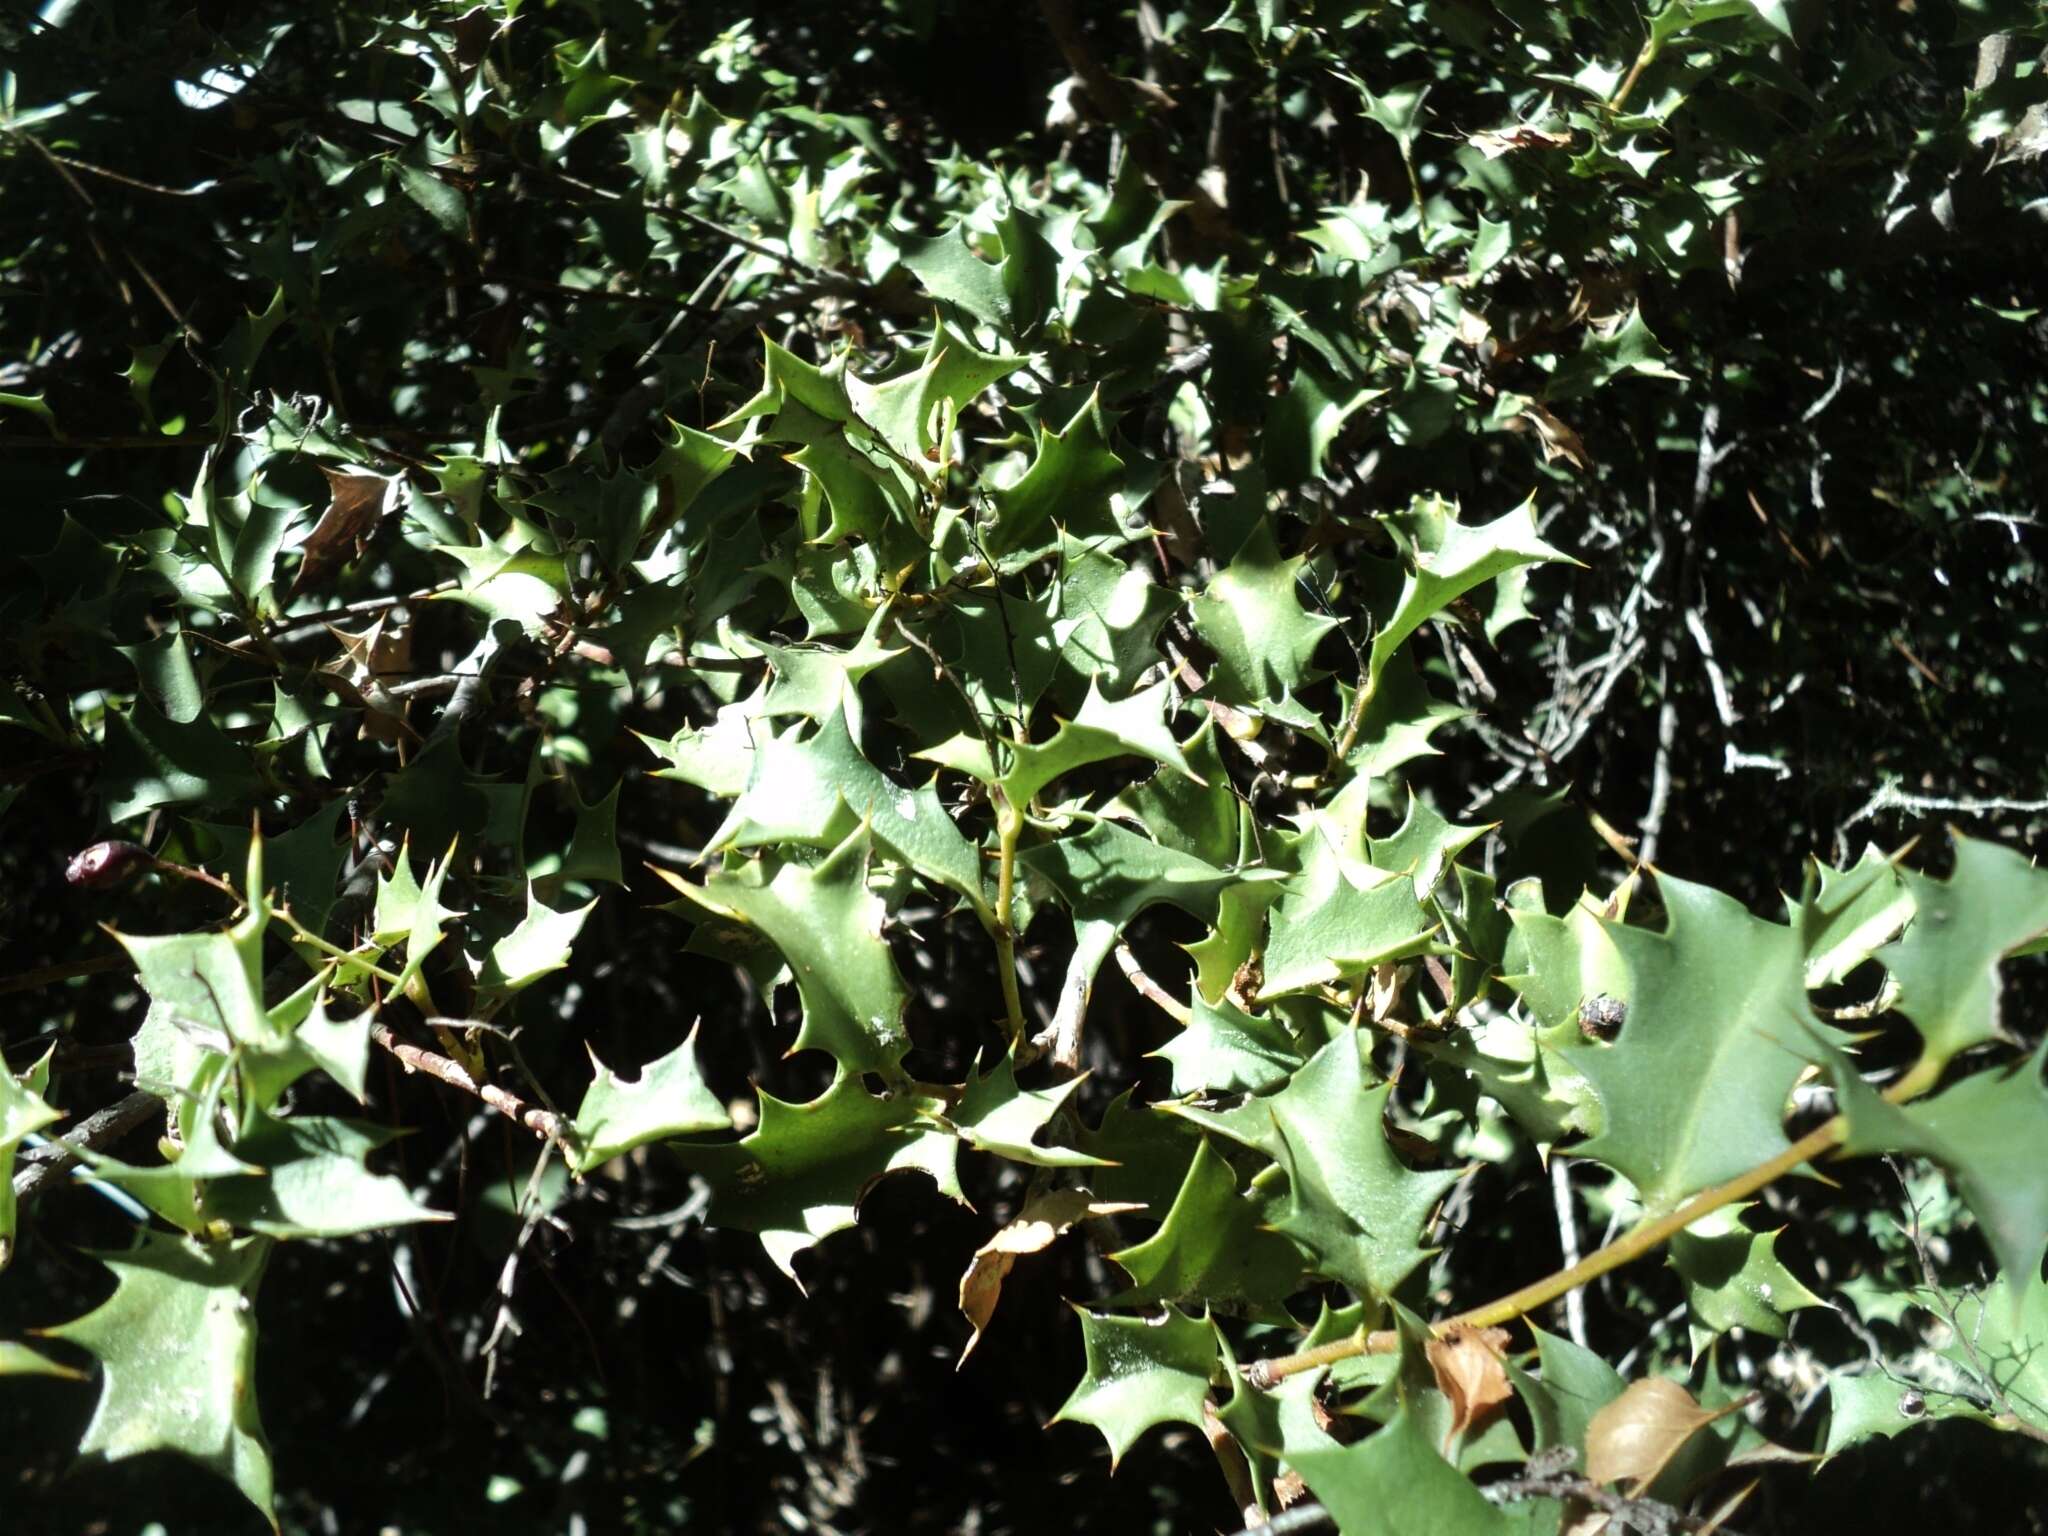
left=4, top=1, right=2047, bottom=1530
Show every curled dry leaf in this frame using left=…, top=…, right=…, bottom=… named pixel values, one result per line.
left=1424, top=1323, right=1514, bottom=1448
left=1584, top=1376, right=1723, bottom=1494
left=1521, top=401, right=1594, bottom=473
left=957, top=1190, right=1143, bottom=1367
left=289, top=466, right=393, bottom=599
left=1468, top=125, right=1574, bottom=159
left=323, top=614, right=419, bottom=744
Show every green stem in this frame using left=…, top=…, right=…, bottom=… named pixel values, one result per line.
left=1608, top=37, right=1659, bottom=114
left=273, top=906, right=406, bottom=988
left=1252, top=1053, right=1943, bottom=1386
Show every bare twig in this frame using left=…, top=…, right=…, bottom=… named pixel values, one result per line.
left=10, top=1090, right=162, bottom=1202
left=1114, top=942, right=1192, bottom=1026
left=371, top=1023, right=567, bottom=1148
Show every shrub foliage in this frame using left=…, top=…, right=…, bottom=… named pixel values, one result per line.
left=4, top=1, right=2047, bottom=1530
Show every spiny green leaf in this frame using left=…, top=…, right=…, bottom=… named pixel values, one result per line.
left=944, top=1051, right=1107, bottom=1168
left=1668, top=1205, right=1823, bottom=1349
left=41, top=1232, right=277, bottom=1528
left=1189, top=520, right=1338, bottom=708
left=1109, top=1137, right=1303, bottom=1315
left=206, top=1116, right=444, bottom=1238
left=671, top=1072, right=957, bottom=1283
left=1794, top=844, right=1913, bottom=989
left=984, top=392, right=1124, bottom=558
left=846, top=317, right=1023, bottom=469
left=1265, top=1034, right=1463, bottom=1299
left=1546, top=875, right=1824, bottom=1213
left=478, top=889, right=597, bottom=1002
left=1154, top=992, right=1304, bottom=1096
left=569, top=1025, right=731, bottom=1173
left=1367, top=495, right=1573, bottom=699
left=1512, top=1322, right=1625, bottom=1455
left=102, top=701, right=262, bottom=822
left=1259, top=860, right=1439, bottom=999
left=372, top=839, right=462, bottom=992
left=0, top=1339, right=87, bottom=1378
left=1291, top=1405, right=1511, bottom=1536
left=657, top=829, right=913, bottom=1075
left=1, top=1048, right=60, bottom=1268
left=1050, top=1304, right=1218, bottom=1467
left=1874, top=835, right=2048, bottom=1070
left=1820, top=1370, right=1992, bottom=1460
left=1370, top=790, right=1492, bottom=902
left=1831, top=1040, right=2048, bottom=1290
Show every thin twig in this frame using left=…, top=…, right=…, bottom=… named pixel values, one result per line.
left=1114, top=942, right=1192, bottom=1026
left=10, top=1091, right=162, bottom=1202
left=370, top=1022, right=567, bottom=1147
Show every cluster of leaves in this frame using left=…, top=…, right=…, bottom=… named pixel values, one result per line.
left=4, top=0, right=2047, bottom=1530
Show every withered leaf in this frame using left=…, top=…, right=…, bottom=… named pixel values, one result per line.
left=1521, top=401, right=1594, bottom=473
left=957, top=1190, right=1142, bottom=1367
left=1584, top=1376, right=1723, bottom=1494
left=1468, top=125, right=1574, bottom=159
left=290, top=467, right=391, bottom=599
left=1424, top=1323, right=1514, bottom=1448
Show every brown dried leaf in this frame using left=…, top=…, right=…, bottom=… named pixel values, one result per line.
left=1521, top=401, right=1593, bottom=472
left=324, top=614, right=419, bottom=745
left=1272, top=1469, right=1308, bottom=1509
left=1468, top=125, right=1574, bottom=159
left=1584, top=1377, right=1717, bottom=1493
left=290, top=467, right=391, bottom=599
left=957, top=1191, right=1142, bottom=1366
left=1424, top=1324, right=1514, bottom=1448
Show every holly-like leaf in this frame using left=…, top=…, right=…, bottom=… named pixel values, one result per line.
left=1794, top=844, right=1913, bottom=988
left=655, top=830, right=913, bottom=1075
left=102, top=700, right=262, bottom=821
left=1939, top=1267, right=2048, bottom=1435
left=372, top=838, right=462, bottom=992
left=944, top=1051, right=1108, bottom=1168
left=1874, top=835, right=2048, bottom=1071
left=1109, top=1136, right=1303, bottom=1314
left=1189, top=520, right=1337, bottom=708
left=1154, top=993, right=1305, bottom=1096
left=1367, top=495, right=1573, bottom=698
left=1371, top=791, right=1492, bottom=902
left=1050, top=1304, right=1218, bottom=1467
left=1, top=1048, right=61, bottom=1268
left=671, top=1072, right=956, bottom=1283
left=1668, top=1205, right=1823, bottom=1348
left=1265, top=1034, right=1463, bottom=1298
left=984, top=392, right=1124, bottom=558
left=1259, top=861, right=1440, bottom=999
left=1820, top=1370, right=1991, bottom=1460
left=1048, top=531, right=1178, bottom=699
left=477, top=889, right=595, bottom=1004
left=569, top=1025, right=731, bottom=1173
left=847, top=316, right=1023, bottom=469
left=1511, top=1322, right=1625, bottom=1455
left=205, top=1116, right=444, bottom=1238
left=1831, top=1040, right=2048, bottom=1289
left=0, top=1339, right=86, bottom=1378
left=707, top=705, right=990, bottom=919
left=40, top=1232, right=277, bottom=1526
left=1545, top=875, right=1825, bottom=1213
left=1291, top=1406, right=1510, bottom=1536
left=925, top=677, right=1197, bottom=809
